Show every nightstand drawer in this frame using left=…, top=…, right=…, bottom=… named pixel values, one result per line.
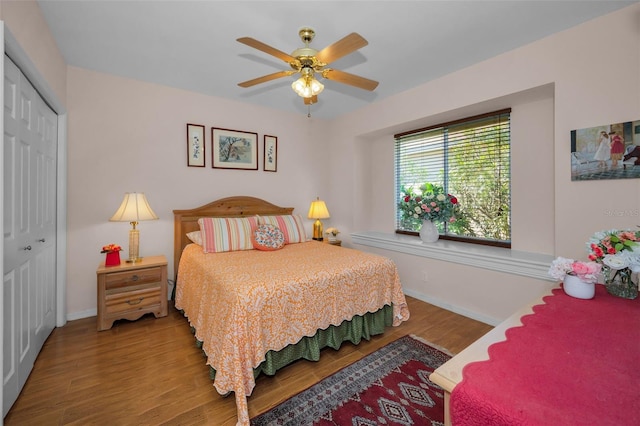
left=104, top=266, right=163, bottom=290
left=105, top=286, right=161, bottom=314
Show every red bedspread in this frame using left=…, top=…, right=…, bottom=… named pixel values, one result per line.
left=451, top=285, right=640, bottom=425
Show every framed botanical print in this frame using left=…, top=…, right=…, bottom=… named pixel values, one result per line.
left=264, top=135, right=277, bottom=172
left=211, top=127, right=258, bottom=170
left=186, top=123, right=205, bottom=167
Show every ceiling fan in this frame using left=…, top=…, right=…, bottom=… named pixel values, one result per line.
left=237, top=27, right=378, bottom=108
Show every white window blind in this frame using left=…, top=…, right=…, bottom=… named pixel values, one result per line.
left=395, top=109, right=511, bottom=246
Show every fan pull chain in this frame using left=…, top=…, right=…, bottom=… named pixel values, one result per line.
left=307, top=105, right=311, bottom=118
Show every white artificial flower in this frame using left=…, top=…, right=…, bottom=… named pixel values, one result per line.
left=620, top=249, right=640, bottom=273
left=325, top=227, right=340, bottom=236
left=602, top=254, right=630, bottom=270
left=414, top=206, right=422, bottom=214
left=436, top=194, right=446, bottom=201
left=547, top=257, right=574, bottom=281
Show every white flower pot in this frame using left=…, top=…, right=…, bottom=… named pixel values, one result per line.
left=419, top=220, right=439, bottom=243
left=563, top=275, right=595, bottom=299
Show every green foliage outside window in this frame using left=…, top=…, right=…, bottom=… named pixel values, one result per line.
left=395, top=110, right=511, bottom=244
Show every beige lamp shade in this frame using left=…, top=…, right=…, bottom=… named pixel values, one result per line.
left=307, top=198, right=330, bottom=220
left=110, top=192, right=159, bottom=223
left=308, top=197, right=330, bottom=241
left=109, top=192, right=158, bottom=262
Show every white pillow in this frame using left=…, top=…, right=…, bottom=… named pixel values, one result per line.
left=186, top=231, right=203, bottom=246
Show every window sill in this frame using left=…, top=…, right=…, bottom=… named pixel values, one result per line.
left=350, top=231, right=555, bottom=282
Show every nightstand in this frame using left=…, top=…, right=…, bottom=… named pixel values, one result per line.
left=96, top=255, right=168, bottom=331
left=324, top=239, right=342, bottom=246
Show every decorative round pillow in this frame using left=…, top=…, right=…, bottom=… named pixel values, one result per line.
left=252, top=224, right=285, bottom=251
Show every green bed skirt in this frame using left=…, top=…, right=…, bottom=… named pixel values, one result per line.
left=191, top=304, right=394, bottom=381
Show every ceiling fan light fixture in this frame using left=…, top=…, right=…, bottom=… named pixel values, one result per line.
left=237, top=29, right=377, bottom=115
left=291, top=75, right=324, bottom=98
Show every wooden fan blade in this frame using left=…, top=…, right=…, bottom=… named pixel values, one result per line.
left=323, top=69, right=379, bottom=91
left=238, top=71, right=295, bottom=88
left=303, top=95, right=318, bottom=105
left=237, top=37, right=296, bottom=63
left=316, top=33, right=368, bottom=65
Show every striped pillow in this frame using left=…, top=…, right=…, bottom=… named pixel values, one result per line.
left=257, top=214, right=307, bottom=244
left=197, top=217, right=259, bottom=253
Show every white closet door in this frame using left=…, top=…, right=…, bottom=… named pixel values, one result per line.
left=3, top=55, right=57, bottom=417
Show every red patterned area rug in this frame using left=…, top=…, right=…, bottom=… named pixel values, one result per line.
left=251, top=335, right=451, bottom=426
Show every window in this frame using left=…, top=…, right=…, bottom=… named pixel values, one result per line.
left=395, top=109, right=511, bottom=247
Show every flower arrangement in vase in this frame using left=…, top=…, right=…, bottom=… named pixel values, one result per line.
left=548, top=257, right=601, bottom=299
left=325, top=227, right=340, bottom=242
left=101, top=243, right=123, bottom=266
left=586, top=229, right=640, bottom=299
left=398, top=183, right=460, bottom=242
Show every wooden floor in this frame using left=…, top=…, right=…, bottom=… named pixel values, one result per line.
left=4, top=296, right=493, bottom=426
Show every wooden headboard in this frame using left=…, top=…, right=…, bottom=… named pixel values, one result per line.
left=173, top=196, right=294, bottom=279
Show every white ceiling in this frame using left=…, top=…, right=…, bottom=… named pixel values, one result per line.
left=37, top=0, right=635, bottom=120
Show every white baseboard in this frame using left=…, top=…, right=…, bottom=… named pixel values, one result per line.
left=66, top=308, right=97, bottom=322
left=403, top=288, right=501, bottom=326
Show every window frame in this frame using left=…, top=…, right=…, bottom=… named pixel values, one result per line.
left=394, top=108, right=512, bottom=248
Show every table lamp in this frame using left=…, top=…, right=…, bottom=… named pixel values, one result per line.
left=307, top=197, right=330, bottom=241
left=109, top=192, right=158, bottom=262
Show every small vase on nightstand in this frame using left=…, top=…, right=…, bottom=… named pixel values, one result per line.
left=105, top=251, right=121, bottom=267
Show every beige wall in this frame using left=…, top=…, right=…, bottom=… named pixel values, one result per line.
left=327, top=4, right=640, bottom=323
left=66, top=67, right=330, bottom=317
left=3, top=2, right=639, bottom=322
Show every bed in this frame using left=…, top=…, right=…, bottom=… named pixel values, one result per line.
left=173, top=196, right=410, bottom=425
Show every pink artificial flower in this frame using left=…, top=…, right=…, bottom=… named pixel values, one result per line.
left=449, top=217, right=456, bottom=223
left=571, top=262, right=597, bottom=276
left=620, top=231, right=638, bottom=241
left=430, top=202, right=437, bottom=207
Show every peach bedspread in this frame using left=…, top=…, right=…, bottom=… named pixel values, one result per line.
left=175, top=241, right=410, bottom=425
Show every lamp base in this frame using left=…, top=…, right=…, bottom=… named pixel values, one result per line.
left=128, top=228, right=141, bottom=263
left=312, top=219, right=324, bottom=241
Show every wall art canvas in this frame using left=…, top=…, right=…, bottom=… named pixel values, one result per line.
left=211, top=127, right=258, bottom=170
left=571, top=119, right=640, bottom=181
left=186, top=123, right=205, bottom=167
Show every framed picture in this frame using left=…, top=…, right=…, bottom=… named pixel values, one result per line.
left=186, top=124, right=205, bottom=167
left=570, top=119, right=640, bottom=181
left=211, top=127, right=258, bottom=170
left=264, top=135, right=278, bottom=172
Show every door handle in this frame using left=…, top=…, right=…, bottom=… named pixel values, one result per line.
left=37, top=238, right=45, bottom=243
left=23, top=245, right=32, bottom=251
